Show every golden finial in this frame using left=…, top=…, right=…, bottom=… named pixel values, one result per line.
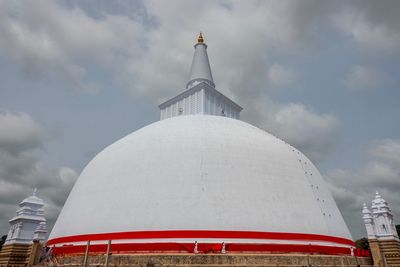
left=197, top=32, right=204, bottom=43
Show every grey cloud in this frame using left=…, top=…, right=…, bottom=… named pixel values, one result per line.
left=0, top=0, right=396, bottom=98
left=0, top=0, right=398, bottom=238
left=267, top=64, right=298, bottom=89
left=0, top=167, right=78, bottom=235
left=0, top=111, right=45, bottom=155
left=0, top=110, right=78, bottom=235
left=0, top=155, right=78, bottom=235
left=334, top=1, right=400, bottom=53
left=267, top=104, right=338, bottom=162
left=345, top=65, right=389, bottom=91
left=368, top=139, right=400, bottom=163
left=324, top=139, right=400, bottom=239
left=1, top=0, right=397, bottom=97
left=0, top=150, right=37, bottom=184
left=241, top=101, right=339, bottom=163
left=62, top=0, right=156, bottom=27
left=0, top=0, right=146, bottom=92
left=116, top=1, right=338, bottom=162
left=3, top=1, right=344, bottom=171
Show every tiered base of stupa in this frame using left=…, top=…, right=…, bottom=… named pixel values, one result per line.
left=51, top=253, right=372, bottom=267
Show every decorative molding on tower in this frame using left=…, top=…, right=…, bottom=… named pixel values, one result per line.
left=363, top=203, right=376, bottom=239
left=159, top=33, right=242, bottom=120
left=363, top=192, right=399, bottom=241
left=4, top=189, right=47, bottom=245
left=159, top=82, right=242, bottom=120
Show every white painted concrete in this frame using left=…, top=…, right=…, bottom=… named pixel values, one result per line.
left=187, top=42, right=214, bottom=89
left=159, top=37, right=241, bottom=120
left=50, top=115, right=352, bottom=242
left=159, top=83, right=242, bottom=120
left=363, top=192, right=399, bottom=240
left=5, top=189, right=47, bottom=244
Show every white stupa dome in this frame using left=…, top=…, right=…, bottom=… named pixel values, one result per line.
left=48, top=34, right=353, bottom=255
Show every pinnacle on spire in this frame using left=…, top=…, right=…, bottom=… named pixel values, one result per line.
left=33, top=188, right=37, bottom=196
left=186, top=33, right=215, bottom=89
left=198, top=32, right=204, bottom=43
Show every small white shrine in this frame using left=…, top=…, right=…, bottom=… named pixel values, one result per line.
left=362, top=192, right=399, bottom=241
left=4, top=189, right=47, bottom=245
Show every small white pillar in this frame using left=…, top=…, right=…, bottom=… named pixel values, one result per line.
left=362, top=203, right=376, bottom=239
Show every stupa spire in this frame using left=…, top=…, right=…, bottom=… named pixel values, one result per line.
left=186, top=32, right=215, bottom=89
left=159, top=34, right=242, bottom=120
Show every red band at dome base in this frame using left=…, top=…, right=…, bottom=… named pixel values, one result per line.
left=47, top=230, right=354, bottom=256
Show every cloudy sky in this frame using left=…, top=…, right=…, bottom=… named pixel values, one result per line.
left=0, top=0, right=399, bottom=240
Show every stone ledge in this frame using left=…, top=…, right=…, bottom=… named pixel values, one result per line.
left=50, top=253, right=372, bottom=267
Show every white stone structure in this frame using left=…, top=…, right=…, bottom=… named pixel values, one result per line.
left=159, top=33, right=242, bottom=120
left=5, top=189, right=47, bottom=245
left=49, top=34, right=353, bottom=255
left=363, top=192, right=399, bottom=241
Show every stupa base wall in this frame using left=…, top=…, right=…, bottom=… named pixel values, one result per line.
left=0, top=241, right=42, bottom=267
left=369, top=239, right=400, bottom=267
left=0, top=243, right=31, bottom=267
left=49, top=253, right=372, bottom=267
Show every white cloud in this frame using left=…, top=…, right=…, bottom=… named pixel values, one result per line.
left=345, top=65, right=388, bottom=91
